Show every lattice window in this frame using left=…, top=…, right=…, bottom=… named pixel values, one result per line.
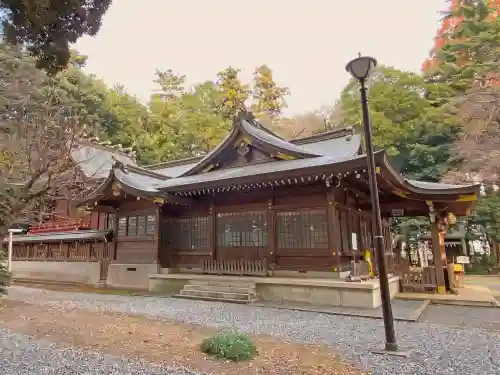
left=146, top=215, right=156, bottom=235
left=217, top=211, right=268, bottom=248
left=170, top=217, right=209, bottom=249
left=117, top=217, right=127, bottom=236
left=107, top=214, right=116, bottom=230
left=277, top=209, right=328, bottom=249
left=137, top=216, right=147, bottom=236
left=34, top=244, right=47, bottom=258
left=127, top=216, right=137, bottom=236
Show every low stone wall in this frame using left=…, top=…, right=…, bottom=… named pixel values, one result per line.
left=11, top=261, right=101, bottom=285
left=107, top=263, right=159, bottom=290
left=148, top=273, right=400, bottom=309
left=256, top=277, right=400, bottom=309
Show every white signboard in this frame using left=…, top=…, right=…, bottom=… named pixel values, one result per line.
left=351, top=233, right=358, bottom=251
left=456, top=256, right=470, bottom=264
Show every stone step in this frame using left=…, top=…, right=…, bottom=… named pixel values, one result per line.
left=183, top=284, right=256, bottom=295
left=179, top=289, right=252, bottom=301
left=188, top=279, right=256, bottom=289
left=173, top=294, right=255, bottom=304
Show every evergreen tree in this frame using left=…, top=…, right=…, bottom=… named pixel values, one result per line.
left=340, top=65, right=460, bottom=181
left=0, top=0, right=112, bottom=74
left=428, top=0, right=500, bottom=91
left=423, top=0, right=500, bottom=72
left=216, top=67, right=250, bottom=120
left=251, top=64, right=289, bottom=120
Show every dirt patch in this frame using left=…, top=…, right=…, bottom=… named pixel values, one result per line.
left=0, top=300, right=367, bottom=375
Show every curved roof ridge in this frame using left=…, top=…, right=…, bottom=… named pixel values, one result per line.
left=145, top=155, right=205, bottom=170
left=120, top=162, right=171, bottom=180
left=240, top=119, right=321, bottom=157
left=292, top=127, right=355, bottom=145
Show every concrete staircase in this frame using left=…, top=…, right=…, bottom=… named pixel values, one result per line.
left=173, top=279, right=257, bottom=304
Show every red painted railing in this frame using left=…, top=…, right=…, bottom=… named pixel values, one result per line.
left=29, top=218, right=91, bottom=234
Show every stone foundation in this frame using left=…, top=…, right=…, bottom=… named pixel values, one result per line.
left=11, top=261, right=101, bottom=285
left=107, top=263, right=159, bottom=290
left=149, top=274, right=400, bottom=309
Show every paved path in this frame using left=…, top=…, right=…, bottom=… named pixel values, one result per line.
left=253, top=299, right=427, bottom=321
left=465, top=276, right=500, bottom=302
left=5, top=286, right=500, bottom=375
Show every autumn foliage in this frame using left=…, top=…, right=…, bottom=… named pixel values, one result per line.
left=423, top=0, right=500, bottom=72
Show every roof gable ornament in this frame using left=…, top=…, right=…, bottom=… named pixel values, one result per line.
left=179, top=110, right=324, bottom=177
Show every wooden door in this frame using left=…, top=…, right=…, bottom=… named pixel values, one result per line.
left=215, top=210, right=269, bottom=261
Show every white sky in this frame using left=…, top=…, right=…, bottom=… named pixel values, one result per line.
left=74, top=0, right=446, bottom=116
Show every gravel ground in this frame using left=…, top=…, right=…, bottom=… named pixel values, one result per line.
left=0, top=328, right=200, bottom=375
left=420, top=304, right=500, bottom=331
left=6, top=286, right=500, bottom=375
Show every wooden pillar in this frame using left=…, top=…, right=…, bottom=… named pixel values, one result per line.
left=430, top=221, right=446, bottom=293
left=154, top=205, right=161, bottom=267
left=208, top=203, right=215, bottom=260
left=267, top=198, right=276, bottom=268
left=327, top=190, right=342, bottom=276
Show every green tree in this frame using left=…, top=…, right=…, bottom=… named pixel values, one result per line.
left=251, top=64, right=289, bottom=120
left=0, top=0, right=112, bottom=74
left=142, top=71, right=229, bottom=164
left=216, top=66, right=250, bottom=120
left=100, top=84, right=149, bottom=149
left=475, top=192, right=500, bottom=243
left=339, top=66, right=460, bottom=181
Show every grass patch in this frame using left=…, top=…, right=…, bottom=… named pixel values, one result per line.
left=201, top=330, right=258, bottom=362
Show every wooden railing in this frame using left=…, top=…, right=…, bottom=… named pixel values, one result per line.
left=203, top=259, right=267, bottom=277
left=13, top=242, right=113, bottom=262
left=29, top=219, right=91, bottom=234
left=400, top=266, right=437, bottom=293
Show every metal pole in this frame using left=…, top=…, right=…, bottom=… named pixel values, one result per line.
left=359, top=81, right=398, bottom=352
left=8, top=230, right=13, bottom=273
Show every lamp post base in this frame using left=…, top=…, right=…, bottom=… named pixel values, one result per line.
left=371, top=346, right=411, bottom=358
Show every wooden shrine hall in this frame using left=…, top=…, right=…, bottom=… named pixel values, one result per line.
left=79, top=112, right=480, bottom=308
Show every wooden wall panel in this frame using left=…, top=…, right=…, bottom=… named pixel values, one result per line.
left=274, top=255, right=333, bottom=271
left=115, top=240, right=156, bottom=263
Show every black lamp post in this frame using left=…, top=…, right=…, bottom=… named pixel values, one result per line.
left=346, top=55, right=398, bottom=353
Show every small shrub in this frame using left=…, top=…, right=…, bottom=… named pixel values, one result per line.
left=200, top=330, right=258, bottom=362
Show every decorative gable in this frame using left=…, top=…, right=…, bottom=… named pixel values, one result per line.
left=180, top=111, right=320, bottom=177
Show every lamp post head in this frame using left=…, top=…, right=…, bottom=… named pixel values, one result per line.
left=345, top=56, right=377, bottom=82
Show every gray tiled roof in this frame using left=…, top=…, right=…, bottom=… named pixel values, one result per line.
left=298, top=133, right=362, bottom=157
left=114, top=168, right=163, bottom=193
left=5, top=230, right=112, bottom=244
left=151, top=162, right=199, bottom=178
left=71, top=144, right=135, bottom=180
left=158, top=154, right=367, bottom=190
left=241, top=119, right=320, bottom=156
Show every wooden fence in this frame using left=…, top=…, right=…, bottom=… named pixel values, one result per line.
left=399, top=266, right=437, bottom=293
left=13, top=242, right=113, bottom=262
left=203, top=259, right=268, bottom=276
